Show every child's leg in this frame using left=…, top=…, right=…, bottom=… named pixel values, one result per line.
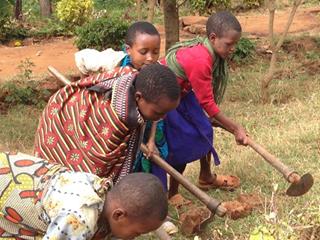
left=198, top=153, right=240, bottom=191
left=199, top=152, right=216, bottom=183
left=168, top=164, right=186, bottom=198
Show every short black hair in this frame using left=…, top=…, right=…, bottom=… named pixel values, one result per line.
left=109, top=173, right=168, bottom=221
left=125, top=21, right=160, bottom=46
left=206, top=11, right=242, bottom=38
left=135, top=64, right=180, bottom=103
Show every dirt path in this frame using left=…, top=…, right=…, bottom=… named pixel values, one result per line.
left=0, top=6, right=319, bottom=81
left=0, top=38, right=78, bottom=82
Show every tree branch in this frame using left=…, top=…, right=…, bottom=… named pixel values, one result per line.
left=268, top=0, right=276, bottom=49
left=261, top=0, right=303, bottom=103
left=274, top=0, right=303, bottom=51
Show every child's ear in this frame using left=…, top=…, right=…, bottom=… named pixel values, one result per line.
left=125, top=44, right=131, bottom=54
left=209, top=33, right=217, bottom=43
left=135, top=91, right=142, bottom=102
left=111, top=208, right=126, bottom=221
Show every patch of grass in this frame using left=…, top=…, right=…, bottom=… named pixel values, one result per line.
left=0, top=105, right=42, bottom=153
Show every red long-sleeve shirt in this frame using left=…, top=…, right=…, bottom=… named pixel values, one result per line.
left=160, top=44, right=220, bottom=117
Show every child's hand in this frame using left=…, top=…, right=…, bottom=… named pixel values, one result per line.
left=145, top=141, right=158, bottom=159
left=234, top=126, right=248, bottom=146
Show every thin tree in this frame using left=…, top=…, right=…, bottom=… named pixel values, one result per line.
left=163, top=0, right=179, bottom=53
left=261, top=0, right=303, bottom=103
left=147, top=0, right=156, bottom=22
left=39, top=0, right=52, bottom=17
left=136, top=0, right=142, bottom=20
left=14, top=0, right=22, bottom=20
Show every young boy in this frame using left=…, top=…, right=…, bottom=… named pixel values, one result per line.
left=159, top=11, right=248, bottom=202
left=122, top=21, right=160, bottom=70
left=34, top=64, right=180, bottom=183
left=76, top=21, right=163, bottom=166
left=0, top=152, right=168, bottom=239
left=121, top=21, right=171, bottom=173
left=75, top=21, right=161, bottom=76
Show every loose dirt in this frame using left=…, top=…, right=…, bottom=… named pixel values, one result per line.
left=179, top=206, right=212, bottom=235
left=0, top=38, right=78, bottom=82
left=221, top=193, right=264, bottom=220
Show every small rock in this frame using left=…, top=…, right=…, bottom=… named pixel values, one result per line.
left=36, top=51, right=42, bottom=56
left=23, top=38, right=34, bottom=46
left=162, top=221, right=178, bottom=235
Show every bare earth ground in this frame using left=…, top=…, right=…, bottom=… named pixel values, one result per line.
left=0, top=6, right=319, bottom=82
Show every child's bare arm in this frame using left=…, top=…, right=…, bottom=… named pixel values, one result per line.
left=211, top=112, right=248, bottom=145
left=145, top=121, right=158, bottom=158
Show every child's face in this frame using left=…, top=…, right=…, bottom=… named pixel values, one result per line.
left=135, top=94, right=180, bottom=121
left=210, top=29, right=241, bottom=59
left=109, top=213, right=163, bottom=239
left=126, top=33, right=160, bottom=70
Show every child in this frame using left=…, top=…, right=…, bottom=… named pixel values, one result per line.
left=75, top=21, right=161, bottom=76
left=159, top=11, right=248, bottom=202
left=121, top=21, right=168, bottom=169
left=0, top=152, right=168, bottom=239
left=76, top=21, right=163, bottom=164
left=122, top=21, right=160, bottom=70
left=34, top=64, right=180, bottom=183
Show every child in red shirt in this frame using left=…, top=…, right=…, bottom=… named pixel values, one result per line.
left=160, top=11, right=248, bottom=202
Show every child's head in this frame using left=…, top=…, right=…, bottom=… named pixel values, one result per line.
left=125, top=21, right=161, bottom=70
left=105, top=173, right=168, bottom=240
left=134, top=64, right=180, bottom=121
left=206, top=11, right=242, bottom=59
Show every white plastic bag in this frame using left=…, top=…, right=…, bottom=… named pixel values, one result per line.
left=75, top=48, right=127, bottom=75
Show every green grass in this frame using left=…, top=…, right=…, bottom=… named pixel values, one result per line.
left=0, top=37, right=319, bottom=239
left=0, top=105, right=42, bottom=154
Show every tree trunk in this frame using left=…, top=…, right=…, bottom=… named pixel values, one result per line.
left=261, top=53, right=277, bottom=103
left=39, top=0, right=52, bottom=17
left=260, top=0, right=303, bottom=104
left=136, top=0, right=142, bottom=20
left=160, top=0, right=164, bottom=9
left=268, top=0, right=276, bottom=49
left=14, top=0, right=22, bottom=20
left=147, top=0, right=156, bottom=23
left=163, top=0, right=179, bottom=53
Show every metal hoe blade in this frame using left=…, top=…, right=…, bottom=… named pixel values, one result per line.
left=286, top=173, right=314, bottom=197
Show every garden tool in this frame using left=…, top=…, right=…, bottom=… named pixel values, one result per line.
left=48, top=66, right=227, bottom=217
left=211, top=119, right=314, bottom=197
left=140, top=144, right=226, bottom=217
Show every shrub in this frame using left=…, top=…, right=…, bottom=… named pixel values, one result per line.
left=0, top=81, right=50, bottom=107
left=94, top=0, right=134, bottom=11
left=56, top=0, right=93, bottom=27
left=242, top=0, right=264, bottom=9
left=0, top=0, right=14, bottom=42
left=0, top=59, right=50, bottom=107
left=30, top=18, right=73, bottom=38
left=0, top=19, right=29, bottom=43
left=0, top=1, right=30, bottom=42
left=231, top=37, right=256, bottom=63
left=190, top=0, right=231, bottom=14
left=75, top=17, right=130, bottom=51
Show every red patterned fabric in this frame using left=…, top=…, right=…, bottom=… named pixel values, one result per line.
left=35, top=67, right=144, bottom=182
